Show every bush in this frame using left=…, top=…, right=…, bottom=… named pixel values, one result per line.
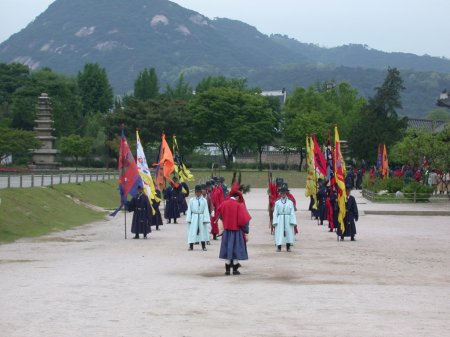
left=401, top=181, right=434, bottom=202
left=385, top=177, right=404, bottom=193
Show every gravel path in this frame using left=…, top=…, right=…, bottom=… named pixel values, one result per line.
left=1, top=189, right=449, bottom=337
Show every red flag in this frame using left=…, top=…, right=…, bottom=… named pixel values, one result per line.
left=110, top=129, right=142, bottom=216
left=312, top=134, right=327, bottom=177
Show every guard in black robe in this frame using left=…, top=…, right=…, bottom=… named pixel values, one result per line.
left=339, top=185, right=358, bottom=241
left=178, top=181, right=189, bottom=215
left=150, top=189, right=163, bottom=230
left=164, top=182, right=181, bottom=223
left=355, top=169, right=363, bottom=190
left=127, top=186, right=152, bottom=239
left=316, top=180, right=328, bottom=225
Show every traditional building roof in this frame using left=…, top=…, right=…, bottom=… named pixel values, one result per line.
left=407, top=118, right=448, bottom=133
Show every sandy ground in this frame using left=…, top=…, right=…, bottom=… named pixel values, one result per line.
left=1, top=189, right=450, bottom=337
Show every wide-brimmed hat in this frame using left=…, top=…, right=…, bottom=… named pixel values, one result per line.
left=279, top=186, right=289, bottom=193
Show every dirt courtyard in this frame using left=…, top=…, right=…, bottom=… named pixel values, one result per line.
left=1, top=188, right=450, bottom=337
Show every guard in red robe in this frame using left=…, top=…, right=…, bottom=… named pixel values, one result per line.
left=215, top=186, right=251, bottom=275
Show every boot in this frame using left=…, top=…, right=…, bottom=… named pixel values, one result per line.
left=286, top=243, right=291, bottom=252
left=213, top=234, right=217, bottom=240
left=225, top=263, right=231, bottom=275
left=351, top=236, right=355, bottom=241
left=201, top=241, right=207, bottom=251
left=133, top=234, right=139, bottom=239
left=188, top=243, right=193, bottom=251
left=167, top=219, right=171, bottom=224
left=276, top=245, right=281, bottom=252
left=174, top=219, right=178, bottom=224
left=232, top=263, right=241, bottom=275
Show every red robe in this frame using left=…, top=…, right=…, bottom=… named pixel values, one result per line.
left=215, top=198, right=251, bottom=231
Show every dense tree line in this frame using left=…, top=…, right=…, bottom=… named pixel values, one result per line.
left=0, top=62, right=448, bottom=171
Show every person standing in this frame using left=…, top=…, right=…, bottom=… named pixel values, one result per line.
left=164, top=180, right=181, bottom=224
left=150, top=189, right=163, bottom=231
left=316, top=179, right=328, bottom=226
left=215, top=186, right=251, bottom=275
left=186, top=185, right=211, bottom=251
left=338, top=184, right=359, bottom=241
left=272, top=186, right=297, bottom=252
left=127, top=185, right=152, bottom=239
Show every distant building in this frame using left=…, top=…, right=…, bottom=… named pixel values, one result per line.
left=261, top=88, right=287, bottom=105
left=437, top=89, right=450, bottom=108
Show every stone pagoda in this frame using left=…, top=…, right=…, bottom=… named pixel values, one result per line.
left=31, top=93, right=60, bottom=170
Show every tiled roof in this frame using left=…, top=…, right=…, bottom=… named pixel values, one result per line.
left=407, top=118, right=448, bottom=132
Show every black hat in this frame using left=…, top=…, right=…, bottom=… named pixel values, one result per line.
left=279, top=186, right=289, bottom=193
left=205, top=181, right=212, bottom=187
left=345, top=183, right=353, bottom=190
left=195, top=185, right=202, bottom=192
left=200, top=184, right=207, bottom=190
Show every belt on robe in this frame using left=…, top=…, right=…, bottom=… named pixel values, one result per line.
left=191, top=211, right=203, bottom=214
left=136, top=208, right=145, bottom=211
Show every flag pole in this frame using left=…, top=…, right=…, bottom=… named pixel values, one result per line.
left=121, top=123, right=127, bottom=240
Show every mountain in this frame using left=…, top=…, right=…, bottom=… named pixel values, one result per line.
left=1, top=0, right=449, bottom=117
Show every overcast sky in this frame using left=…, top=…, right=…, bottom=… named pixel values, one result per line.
left=1, top=0, right=449, bottom=58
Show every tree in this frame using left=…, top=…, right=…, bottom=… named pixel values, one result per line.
left=189, top=87, right=276, bottom=168
left=165, top=73, right=192, bottom=100
left=348, top=67, right=408, bottom=161
left=77, top=63, right=113, bottom=114
left=426, top=108, right=450, bottom=121
left=195, top=76, right=250, bottom=94
left=391, top=127, right=450, bottom=171
left=134, top=68, right=159, bottom=100
left=59, top=134, right=92, bottom=169
left=10, top=68, right=84, bottom=136
left=0, top=127, right=40, bottom=163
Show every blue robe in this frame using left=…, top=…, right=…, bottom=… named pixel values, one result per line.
left=337, top=194, right=358, bottom=237
left=164, top=186, right=181, bottom=220
left=186, top=196, right=210, bottom=244
left=272, top=198, right=297, bottom=245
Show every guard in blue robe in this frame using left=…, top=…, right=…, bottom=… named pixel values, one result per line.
left=186, top=185, right=211, bottom=251
left=272, top=186, right=297, bottom=252
left=150, top=189, right=163, bottom=230
left=316, top=179, right=328, bottom=225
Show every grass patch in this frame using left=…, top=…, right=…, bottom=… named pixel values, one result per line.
left=0, top=187, right=106, bottom=244
left=52, top=179, right=119, bottom=209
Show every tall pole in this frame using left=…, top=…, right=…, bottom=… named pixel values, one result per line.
left=121, top=123, right=127, bottom=240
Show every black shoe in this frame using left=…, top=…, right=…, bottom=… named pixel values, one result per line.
left=341, top=236, right=344, bottom=241
left=202, top=247, right=207, bottom=251
left=232, top=263, right=241, bottom=275
left=133, top=235, right=139, bottom=239
left=206, top=241, right=210, bottom=245
left=144, top=235, right=147, bottom=239
left=286, top=244, right=291, bottom=252
left=167, top=220, right=171, bottom=224
left=201, top=242, right=207, bottom=251
left=225, top=263, right=231, bottom=275
left=174, top=220, right=178, bottom=224
left=213, top=234, right=217, bottom=240
left=276, top=245, right=281, bottom=252
left=351, top=237, right=356, bottom=241
left=329, top=229, right=333, bottom=232
left=188, top=243, right=193, bottom=251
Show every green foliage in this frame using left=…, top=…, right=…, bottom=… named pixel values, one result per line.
left=9, top=68, right=84, bottom=136
left=188, top=85, right=277, bottom=168
left=401, top=181, right=434, bottom=202
left=77, top=63, right=113, bottom=114
left=165, top=73, right=192, bottom=100
left=391, top=127, right=450, bottom=171
left=59, top=134, right=93, bottom=167
left=426, top=108, right=450, bottom=121
left=0, top=63, right=30, bottom=125
left=281, top=82, right=365, bottom=152
left=0, top=127, right=40, bottom=163
left=134, top=68, right=160, bottom=100
left=385, top=177, right=404, bottom=193
left=195, top=76, right=251, bottom=94
left=348, top=67, right=408, bottom=161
